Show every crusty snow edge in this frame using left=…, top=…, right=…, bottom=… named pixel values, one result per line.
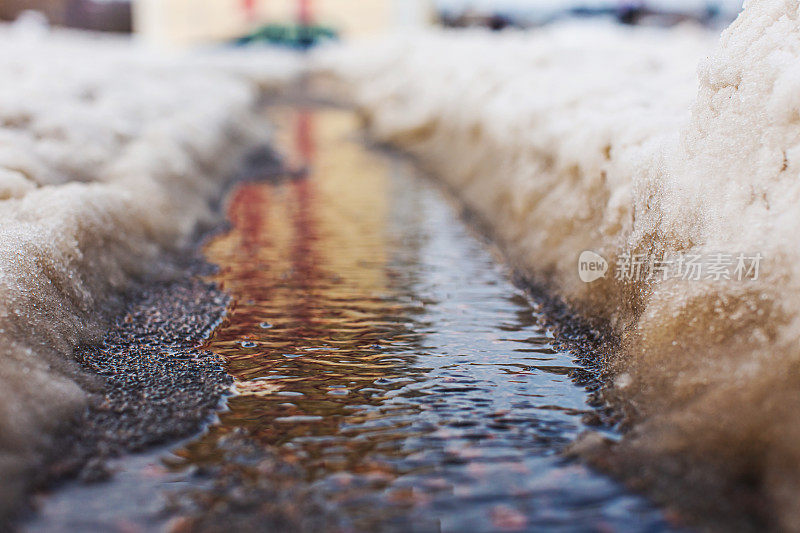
left=319, top=1, right=800, bottom=527
left=0, top=24, right=297, bottom=517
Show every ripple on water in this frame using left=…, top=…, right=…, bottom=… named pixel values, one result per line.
left=160, top=108, right=676, bottom=532
left=27, top=107, right=677, bottom=533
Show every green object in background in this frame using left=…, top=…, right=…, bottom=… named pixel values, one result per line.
left=234, top=24, right=338, bottom=49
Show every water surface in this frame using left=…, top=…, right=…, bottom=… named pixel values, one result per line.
left=28, top=107, right=673, bottom=532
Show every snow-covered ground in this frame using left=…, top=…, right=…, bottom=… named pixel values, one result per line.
left=0, top=21, right=298, bottom=514
left=320, top=1, right=800, bottom=524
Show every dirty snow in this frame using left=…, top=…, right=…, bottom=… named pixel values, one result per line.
left=321, top=1, right=800, bottom=525
left=0, top=21, right=297, bottom=515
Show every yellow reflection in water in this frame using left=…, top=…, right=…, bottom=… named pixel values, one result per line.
left=199, top=107, right=420, bottom=455
left=205, top=107, right=390, bottom=339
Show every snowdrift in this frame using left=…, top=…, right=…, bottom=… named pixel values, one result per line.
left=0, top=23, right=296, bottom=515
left=320, top=1, right=800, bottom=526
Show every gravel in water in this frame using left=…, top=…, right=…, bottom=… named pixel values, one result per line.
left=51, top=272, right=233, bottom=481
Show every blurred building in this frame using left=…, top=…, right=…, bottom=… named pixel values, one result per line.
left=437, top=0, right=742, bottom=29
left=134, top=0, right=433, bottom=48
left=0, top=0, right=132, bottom=32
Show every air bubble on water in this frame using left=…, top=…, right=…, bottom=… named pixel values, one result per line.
left=241, top=341, right=257, bottom=348
left=259, top=322, right=274, bottom=329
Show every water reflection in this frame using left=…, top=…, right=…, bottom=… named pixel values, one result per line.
left=163, top=107, right=671, bottom=531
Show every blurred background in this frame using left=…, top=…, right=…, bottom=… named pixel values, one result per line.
left=0, top=0, right=743, bottom=47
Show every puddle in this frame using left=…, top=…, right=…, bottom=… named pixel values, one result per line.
left=26, top=107, right=675, bottom=532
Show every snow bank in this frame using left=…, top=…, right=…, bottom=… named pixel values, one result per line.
left=0, top=24, right=296, bottom=515
left=320, top=1, right=800, bottom=525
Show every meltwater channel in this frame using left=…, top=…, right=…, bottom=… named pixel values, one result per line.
left=28, top=107, right=675, bottom=532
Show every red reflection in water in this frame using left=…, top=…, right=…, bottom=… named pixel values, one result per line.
left=214, top=109, right=323, bottom=355
left=228, top=185, right=270, bottom=256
